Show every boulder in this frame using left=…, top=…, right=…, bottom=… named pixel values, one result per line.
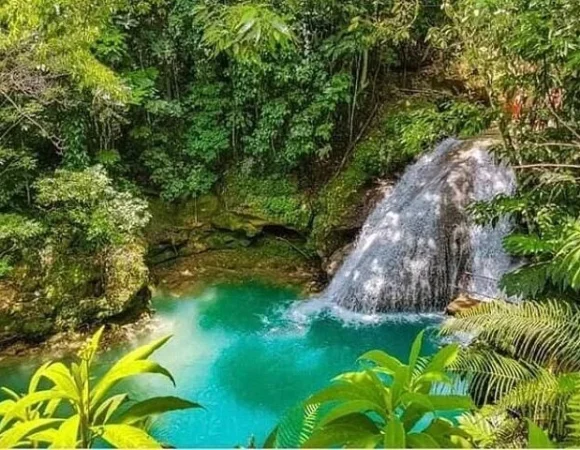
left=323, top=243, right=354, bottom=277
left=446, top=294, right=481, bottom=316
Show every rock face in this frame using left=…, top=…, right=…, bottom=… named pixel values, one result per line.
left=0, top=242, right=150, bottom=347
left=324, top=137, right=515, bottom=313
left=323, top=243, right=354, bottom=277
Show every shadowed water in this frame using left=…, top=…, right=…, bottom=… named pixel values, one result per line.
left=0, top=282, right=441, bottom=448
left=325, top=138, right=516, bottom=313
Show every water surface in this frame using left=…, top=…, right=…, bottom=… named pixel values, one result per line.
left=0, top=281, right=442, bottom=448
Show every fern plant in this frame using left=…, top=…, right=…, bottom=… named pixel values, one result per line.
left=499, top=221, right=580, bottom=298
left=264, top=403, right=321, bottom=448
left=443, top=300, right=580, bottom=444
left=0, top=327, right=200, bottom=448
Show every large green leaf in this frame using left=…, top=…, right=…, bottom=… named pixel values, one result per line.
left=96, top=424, right=162, bottom=449
left=93, top=394, right=128, bottom=425
left=116, top=396, right=202, bottom=425
left=527, top=420, right=554, bottom=449
left=359, top=350, right=404, bottom=374
left=114, top=335, right=172, bottom=366
left=427, top=395, right=473, bottom=411
left=39, top=363, right=80, bottom=402
left=90, top=361, right=174, bottom=410
left=407, top=432, right=441, bottom=448
left=51, top=414, right=80, bottom=449
left=424, top=344, right=459, bottom=373
left=0, top=390, right=69, bottom=430
left=308, top=371, right=385, bottom=407
left=27, top=428, right=57, bottom=445
left=384, top=416, right=406, bottom=448
left=408, top=331, right=425, bottom=374
left=28, top=362, right=51, bottom=395
left=319, top=400, right=387, bottom=427
left=0, top=418, right=62, bottom=448
left=302, top=413, right=381, bottom=448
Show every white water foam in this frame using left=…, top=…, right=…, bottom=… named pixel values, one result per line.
left=320, top=137, right=516, bottom=313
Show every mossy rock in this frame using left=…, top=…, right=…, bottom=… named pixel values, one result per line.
left=210, top=212, right=270, bottom=238
left=0, top=242, right=150, bottom=346
left=145, top=195, right=221, bottom=243
left=222, top=172, right=312, bottom=232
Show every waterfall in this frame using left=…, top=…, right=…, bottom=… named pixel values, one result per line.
left=324, top=137, right=516, bottom=313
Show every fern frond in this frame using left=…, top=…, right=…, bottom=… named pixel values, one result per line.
left=449, top=347, right=538, bottom=404
left=267, top=403, right=321, bottom=448
left=554, top=224, right=580, bottom=290
left=442, top=300, right=580, bottom=372
left=566, top=377, right=580, bottom=444
left=503, top=234, right=556, bottom=256
left=500, top=263, right=551, bottom=298
left=494, top=370, right=578, bottom=440
left=459, top=408, right=526, bottom=448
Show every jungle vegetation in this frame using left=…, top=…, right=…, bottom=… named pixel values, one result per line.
left=0, top=0, right=580, bottom=447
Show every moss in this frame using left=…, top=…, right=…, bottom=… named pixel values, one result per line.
left=145, top=195, right=220, bottom=243
left=222, top=172, right=312, bottom=231
left=0, top=242, right=150, bottom=345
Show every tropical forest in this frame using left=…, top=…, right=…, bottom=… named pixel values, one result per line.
left=0, top=0, right=579, bottom=447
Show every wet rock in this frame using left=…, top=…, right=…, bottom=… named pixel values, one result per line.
left=0, top=242, right=150, bottom=349
left=446, top=294, right=481, bottom=315
left=323, top=243, right=354, bottom=277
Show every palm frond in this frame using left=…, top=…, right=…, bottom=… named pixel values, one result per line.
left=442, top=300, right=580, bottom=372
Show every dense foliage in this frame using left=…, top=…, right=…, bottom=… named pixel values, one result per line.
left=270, top=331, right=473, bottom=448
left=0, top=328, right=200, bottom=448
left=1, top=0, right=580, bottom=447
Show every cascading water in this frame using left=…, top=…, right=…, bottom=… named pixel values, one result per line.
left=324, top=137, right=516, bottom=313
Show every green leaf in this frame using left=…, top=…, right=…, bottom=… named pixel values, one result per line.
left=269, top=403, right=321, bottom=448
left=117, top=396, right=202, bottom=425
left=302, top=414, right=380, bottom=448
left=384, top=416, right=406, bottom=448
left=527, top=420, right=554, bottom=449
left=0, top=419, right=62, bottom=448
left=51, top=414, right=80, bottom=449
left=427, top=395, right=473, bottom=411
left=28, top=362, right=51, bottom=394
left=408, top=331, right=425, bottom=374
left=90, top=361, right=174, bottom=410
left=407, top=432, right=441, bottom=448
left=39, top=363, right=79, bottom=402
left=114, top=335, right=172, bottom=366
left=359, top=350, right=404, bottom=374
left=28, top=428, right=57, bottom=444
left=0, top=390, right=69, bottom=430
left=96, top=424, right=162, bottom=449
left=425, top=344, right=459, bottom=373
left=93, top=394, right=128, bottom=425
left=319, top=400, right=387, bottom=427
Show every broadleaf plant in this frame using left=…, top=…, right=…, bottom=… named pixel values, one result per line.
left=0, top=327, right=201, bottom=448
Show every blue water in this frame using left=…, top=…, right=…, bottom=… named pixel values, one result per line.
left=0, top=281, right=442, bottom=448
